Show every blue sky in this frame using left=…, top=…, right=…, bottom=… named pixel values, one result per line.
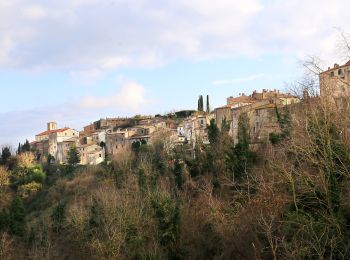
left=0, top=0, right=349, bottom=147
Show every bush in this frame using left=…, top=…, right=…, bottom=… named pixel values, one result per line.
left=18, top=182, right=42, bottom=199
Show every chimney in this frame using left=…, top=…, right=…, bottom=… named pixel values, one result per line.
left=47, top=122, right=57, bottom=131
left=334, top=63, right=339, bottom=68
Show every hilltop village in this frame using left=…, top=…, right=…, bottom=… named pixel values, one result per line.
left=29, top=60, right=350, bottom=165
left=2, top=60, right=350, bottom=259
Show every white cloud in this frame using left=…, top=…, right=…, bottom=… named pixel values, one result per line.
left=81, top=78, right=149, bottom=110
left=213, top=73, right=265, bottom=86
left=22, top=5, right=47, bottom=20
left=0, top=0, right=349, bottom=80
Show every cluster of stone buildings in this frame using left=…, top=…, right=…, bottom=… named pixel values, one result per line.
left=29, top=60, right=350, bottom=165
left=31, top=122, right=104, bottom=165
left=215, top=89, right=299, bottom=144
left=31, top=117, right=185, bottom=165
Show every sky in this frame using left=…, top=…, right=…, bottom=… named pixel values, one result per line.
left=0, top=0, right=349, bottom=147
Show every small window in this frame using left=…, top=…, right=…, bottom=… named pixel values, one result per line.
left=331, top=71, right=334, bottom=77
left=99, top=154, right=102, bottom=157
left=338, top=69, right=342, bottom=75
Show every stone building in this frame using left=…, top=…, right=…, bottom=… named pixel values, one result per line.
left=217, top=90, right=298, bottom=143
left=34, top=122, right=79, bottom=163
left=320, top=60, right=350, bottom=104
left=78, top=144, right=105, bottom=165
left=182, top=114, right=211, bottom=145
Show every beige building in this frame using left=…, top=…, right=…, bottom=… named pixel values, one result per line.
left=224, top=91, right=299, bottom=144
left=57, top=137, right=79, bottom=164
left=78, top=144, right=105, bottom=165
left=217, top=90, right=298, bottom=143
left=182, top=114, right=211, bottom=145
left=34, top=122, right=79, bottom=163
left=106, top=132, right=131, bottom=156
left=320, top=61, right=350, bottom=103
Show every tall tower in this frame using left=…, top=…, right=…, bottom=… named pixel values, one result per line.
left=47, top=122, right=57, bottom=131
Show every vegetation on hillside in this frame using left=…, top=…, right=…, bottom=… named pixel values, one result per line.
left=2, top=92, right=350, bottom=259
left=1, top=36, right=350, bottom=259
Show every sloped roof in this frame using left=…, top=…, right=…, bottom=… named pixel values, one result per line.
left=36, top=127, right=70, bottom=137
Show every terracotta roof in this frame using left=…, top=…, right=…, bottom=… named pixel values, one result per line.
left=36, top=127, right=70, bottom=137
left=346, top=60, right=350, bottom=66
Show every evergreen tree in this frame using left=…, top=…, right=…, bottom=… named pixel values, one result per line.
left=9, top=196, right=26, bottom=236
left=152, top=196, right=181, bottom=256
left=67, top=146, right=80, bottom=166
left=173, top=157, right=184, bottom=189
left=237, top=112, right=250, bottom=146
left=17, top=143, right=22, bottom=155
left=221, top=117, right=230, bottom=133
left=1, top=147, right=11, bottom=165
left=225, top=112, right=255, bottom=182
left=198, top=95, right=204, bottom=112
left=208, top=119, right=219, bottom=144
left=22, top=140, right=30, bottom=152
left=206, top=95, right=210, bottom=114
left=0, top=209, right=10, bottom=232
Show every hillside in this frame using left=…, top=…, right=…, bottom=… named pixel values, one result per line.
left=2, top=93, right=350, bottom=259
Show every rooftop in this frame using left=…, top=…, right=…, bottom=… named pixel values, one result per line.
left=36, top=127, right=70, bottom=137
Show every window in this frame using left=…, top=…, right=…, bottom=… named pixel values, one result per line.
left=331, top=71, right=334, bottom=77
left=338, top=69, right=342, bottom=75
left=99, top=154, right=102, bottom=157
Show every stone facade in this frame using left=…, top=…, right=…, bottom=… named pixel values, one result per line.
left=320, top=61, right=350, bottom=105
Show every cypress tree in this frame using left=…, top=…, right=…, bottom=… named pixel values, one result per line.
left=206, top=95, right=210, bottom=114
left=198, top=95, right=204, bottom=112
